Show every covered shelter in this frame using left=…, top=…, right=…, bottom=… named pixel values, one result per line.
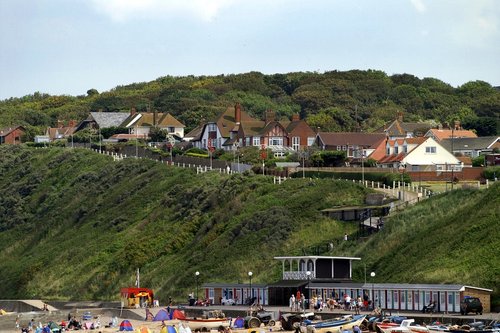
left=120, top=287, right=154, bottom=308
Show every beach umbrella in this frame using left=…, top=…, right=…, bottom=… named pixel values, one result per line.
left=119, top=320, right=134, bottom=331
left=136, top=327, right=151, bottom=333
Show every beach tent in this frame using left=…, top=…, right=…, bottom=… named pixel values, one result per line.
left=153, top=309, right=171, bottom=321
left=177, top=323, right=187, bottom=333
left=47, top=321, right=61, bottom=332
left=119, top=320, right=134, bottom=331
left=167, top=326, right=177, bottom=333
left=0, top=309, right=6, bottom=315
left=233, top=317, right=245, bottom=328
left=172, top=309, right=186, bottom=320
left=136, top=327, right=151, bottom=333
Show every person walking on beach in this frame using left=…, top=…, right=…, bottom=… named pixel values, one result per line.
left=289, top=294, right=295, bottom=311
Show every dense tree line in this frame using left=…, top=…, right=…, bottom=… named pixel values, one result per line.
left=0, top=70, right=498, bottom=140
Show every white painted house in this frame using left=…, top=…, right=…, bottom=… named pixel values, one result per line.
left=402, top=137, right=462, bottom=172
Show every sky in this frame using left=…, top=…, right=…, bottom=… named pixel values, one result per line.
left=1, top=0, right=499, bottom=99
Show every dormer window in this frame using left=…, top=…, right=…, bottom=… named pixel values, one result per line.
left=394, top=146, right=399, bottom=154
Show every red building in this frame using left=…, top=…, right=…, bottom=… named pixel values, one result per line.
left=0, top=126, right=25, bottom=145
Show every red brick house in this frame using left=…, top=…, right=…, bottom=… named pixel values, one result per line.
left=188, top=103, right=316, bottom=156
left=0, top=126, right=25, bottom=144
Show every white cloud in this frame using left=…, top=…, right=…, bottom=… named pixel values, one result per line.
left=410, top=0, right=426, bottom=13
left=90, top=0, right=238, bottom=22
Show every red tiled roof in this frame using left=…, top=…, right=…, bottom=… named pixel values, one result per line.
left=427, top=129, right=477, bottom=141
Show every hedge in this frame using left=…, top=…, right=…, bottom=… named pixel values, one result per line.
left=291, top=170, right=411, bottom=186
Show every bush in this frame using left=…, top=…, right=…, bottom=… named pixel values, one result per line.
left=483, top=166, right=500, bottom=180
left=291, top=170, right=411, bottom=186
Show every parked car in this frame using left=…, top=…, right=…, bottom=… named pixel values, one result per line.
left=460, top=297, right=483, bottom=315
left=221, top=298, right=236, bottom=305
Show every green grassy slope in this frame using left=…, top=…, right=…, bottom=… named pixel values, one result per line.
left=0, top=146, right=498, bottom=307
left=0, top=145, right=361, bottom=300
left=351, top=184, right=500, bottom=305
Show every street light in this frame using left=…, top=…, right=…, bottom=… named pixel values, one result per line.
left=195, top=271, right=200, bottom=302
left=399, top=163, right=406, bottom=203
left=248, top=271, right=253, bottom=301
left=306, top=270, right=311, bottom=312
left=370, top=272, right=376, bottom=310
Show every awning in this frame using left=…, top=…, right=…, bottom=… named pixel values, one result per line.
left=267, top=280, right=308, bottom=288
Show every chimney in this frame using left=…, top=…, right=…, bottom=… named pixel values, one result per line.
left=397, top=111, right=403, bottom=122
left=438, top=124, right=443, bottom=130
left=265, top=110, right=275, bottom=123
left=234, top=103, right=241, bottom=123
left=292, top=114, right=300, bottom=121
left=131, top=108, right=137, bottom=116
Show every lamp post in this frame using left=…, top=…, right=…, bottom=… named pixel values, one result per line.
left=195, top=271, right=200, bottom=302
left=306, top=270, right=311, bottom=312
left=399, top=163, right=406, bottom=203
left=248, top=271, right=253, bottom=301
left=370, top=272, right=376, bottom=310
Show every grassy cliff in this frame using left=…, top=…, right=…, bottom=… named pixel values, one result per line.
left=0, top=145, right=498, bottom=306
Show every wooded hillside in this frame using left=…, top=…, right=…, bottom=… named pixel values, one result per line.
left=1, top=71, right=498, bottom=140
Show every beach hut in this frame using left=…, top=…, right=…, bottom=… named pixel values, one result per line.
left=119, top=320, right=134, bottom=331
left=153, top=309, right=171, bottom=321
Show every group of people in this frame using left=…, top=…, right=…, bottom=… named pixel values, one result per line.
left=289, top=291, right=375, bottom=314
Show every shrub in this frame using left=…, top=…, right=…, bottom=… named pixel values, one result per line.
left=291, top=170, right=411, bottom=186
left=483, top=166, right=500, bottom=180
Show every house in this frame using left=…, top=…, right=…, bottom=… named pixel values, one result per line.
left=316, top=132, right=386, bottom=160
left=122, top=110, right=185, bottom=138
left=373, top=137, right=462, bottom=171
left=425, top=125, right=477, bottom=142
left=76, top=110, right=185, bottom=139
left=0, top=126, right=25, bottom=144
left=191, top=103, right=316, bottom=156
left=374, top=112, right=431, bottom=139
left=440, top=136, right=500, bottom=158
left=45, top=120, right=78, bottom=141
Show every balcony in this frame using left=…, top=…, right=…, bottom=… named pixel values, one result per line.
left=283, top=271, right=316, bottom=280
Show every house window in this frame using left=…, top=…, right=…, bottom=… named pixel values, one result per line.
left=307, top=137, right=315, bottom=146
left=342, top=145, right=347, bottom=151
left=394, top=146, right=399, bottom=154
left=336, top=145, right=341, bottom=151
left=292, top=137, right=300, bottom=151
left=245, top=137, right=250, bottom=146
left=167, top=127, right=175, bottom=133
left=403, top=145, right=408, bottom=153
left=425, top=146, right=436, bottom=154
left=253, top=137, right=260, bottom=146
left=269, top=137, right=283, bottom=146
left=411, top=165, right=419, bottom=171
left=386, top=147, right=390, bottom=155
left=207, top=124, right=217, bottom=132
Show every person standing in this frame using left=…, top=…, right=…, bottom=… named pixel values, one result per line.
left=289, top=294, right=295, bottom=311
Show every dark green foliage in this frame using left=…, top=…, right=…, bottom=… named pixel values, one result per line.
left=1, top=70, right=499, bottom=138
left=100, top=126, right=128, bottom=139
left=291, top=170, right=411, bottom=186
left=483, top=166, right=500, bottom=179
